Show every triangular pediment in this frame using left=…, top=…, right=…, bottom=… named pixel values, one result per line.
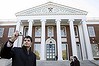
left=16, top=2, right=88, bottom=16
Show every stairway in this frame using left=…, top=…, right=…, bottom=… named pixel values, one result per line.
left=0, top=59, right=99, bottom=66
left=37, top=60, right=70, bottom=66
left=80, top=60, right=99, bottom=66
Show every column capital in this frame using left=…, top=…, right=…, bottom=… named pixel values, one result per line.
left=79, top=19, right=86, bottom=25
left=28, top=19, right=34, bottom=24
left=68, top=19, right=74, bottom=22
left=28, top=19, right=33, bottom=22
left=81, top=19, right=87, bottom=25
left=82, top=18, right=86, bottom=21
left=82, top=18, right=86, bottom=22
left=40, top=19, right=46, bottom=22
left=55, top=19, right=61, bottom=22
left=55, top=19, right=61, bottom=24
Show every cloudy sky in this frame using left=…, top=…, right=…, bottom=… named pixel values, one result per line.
left=0, top=0, right=99, bottom=19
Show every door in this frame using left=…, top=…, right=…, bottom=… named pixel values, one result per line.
left=46, top=44, right=55, bottom=60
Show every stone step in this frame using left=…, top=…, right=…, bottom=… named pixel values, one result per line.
left=80, top=60, right=99, bottom=66
left=37, top=60, right=70, bottom=66
left=0, top=59, right=99, bottom=66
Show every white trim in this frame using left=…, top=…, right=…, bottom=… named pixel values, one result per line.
left=86, top=22, right=99, bottom=24
left=0, top=23, right=16, bottom=26
left=0, top=19, right=17, bottom=22
left=17, top=15, right=86, bottom=20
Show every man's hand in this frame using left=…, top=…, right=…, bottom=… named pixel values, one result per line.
left=9, top=31, right=19, bottom=43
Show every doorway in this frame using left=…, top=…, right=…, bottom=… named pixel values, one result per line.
left=46, top=38, right=56, bottom=60
left=46, top=44, right=55, bottom=60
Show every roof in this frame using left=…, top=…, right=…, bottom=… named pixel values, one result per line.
left=15, top=1, right=88, bottom=16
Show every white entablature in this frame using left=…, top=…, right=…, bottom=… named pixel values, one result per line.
left=16, top=2, right=88, bottom=16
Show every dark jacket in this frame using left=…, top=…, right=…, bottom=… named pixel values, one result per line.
left=74, top=60, right=80, bottom=66
left=0, top=41, right=36, bottom=66
left=70, top=61, right=74, bottom=66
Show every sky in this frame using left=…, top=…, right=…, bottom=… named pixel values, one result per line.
left=0, top=0, right=99, bottom=19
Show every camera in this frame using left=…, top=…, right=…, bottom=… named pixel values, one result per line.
left=18, top=32, right=22, bottom=36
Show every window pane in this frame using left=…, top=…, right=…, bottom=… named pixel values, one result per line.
left=61, top=26, right=66, bottom=37
left=47, top=26, right=54, bottom=37
left=62, top=44, right=68, bottom=60
left=8, top=27, right=15, bottom=37
left=88, top=26, right=95, bottom=37
left=74, top=26, right=78, bottom=37
left=0, top=28, right=4, bottom=37
left=34, top=44, right=41, bottom=60
left=91, top=44, right=99, bottom=57
left=35, top=27, right=41, bottom=37
left=76, top=43, right=82, bottom=60
left=23, top=27, right=28, bottom=37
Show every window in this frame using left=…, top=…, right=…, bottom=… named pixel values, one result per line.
left=0, top=28, right=4, bottom=37
left=76, top=43, right=82, bottom=60
left=61, top=26, right=66, bottom=37
left=8, top=27, right=15, bottom=37
left=62, top=44, right=68, bottom=60
left=91, top=44, right=99, bottom=57
left=74, top=26, right=78, bottom=37
left=34, top=44, right=41, bottom=60
left=88, top=26, right=95, bottom=37
left=47, top=26, right=54, bottom=37
left=35, top=27, right=41, bottom=37
left=23, top=27, right=28, bottom=37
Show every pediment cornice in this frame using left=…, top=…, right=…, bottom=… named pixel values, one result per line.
left=16, top=2, right=88, bottom=16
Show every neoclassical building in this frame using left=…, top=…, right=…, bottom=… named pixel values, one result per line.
left=0, top=2, right=99, bottom=61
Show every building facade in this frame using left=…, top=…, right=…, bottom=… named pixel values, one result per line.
left=0, top=2, right=99, bottom=61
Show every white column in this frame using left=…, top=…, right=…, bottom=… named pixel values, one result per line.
left=13, top=20, right=21, bottom=47
left=78, top=24, right=87, bottom=60
left=28, top=20, right=33, bottom=37
left=69, top=19, right=78, bottom=57
left=40, top=19, right=46, bottom=60
left=16, top=20, right=21, bottom=31
left=82, top=19, right=93, bottom=60
left=56, top=19, right=62, bottom=60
